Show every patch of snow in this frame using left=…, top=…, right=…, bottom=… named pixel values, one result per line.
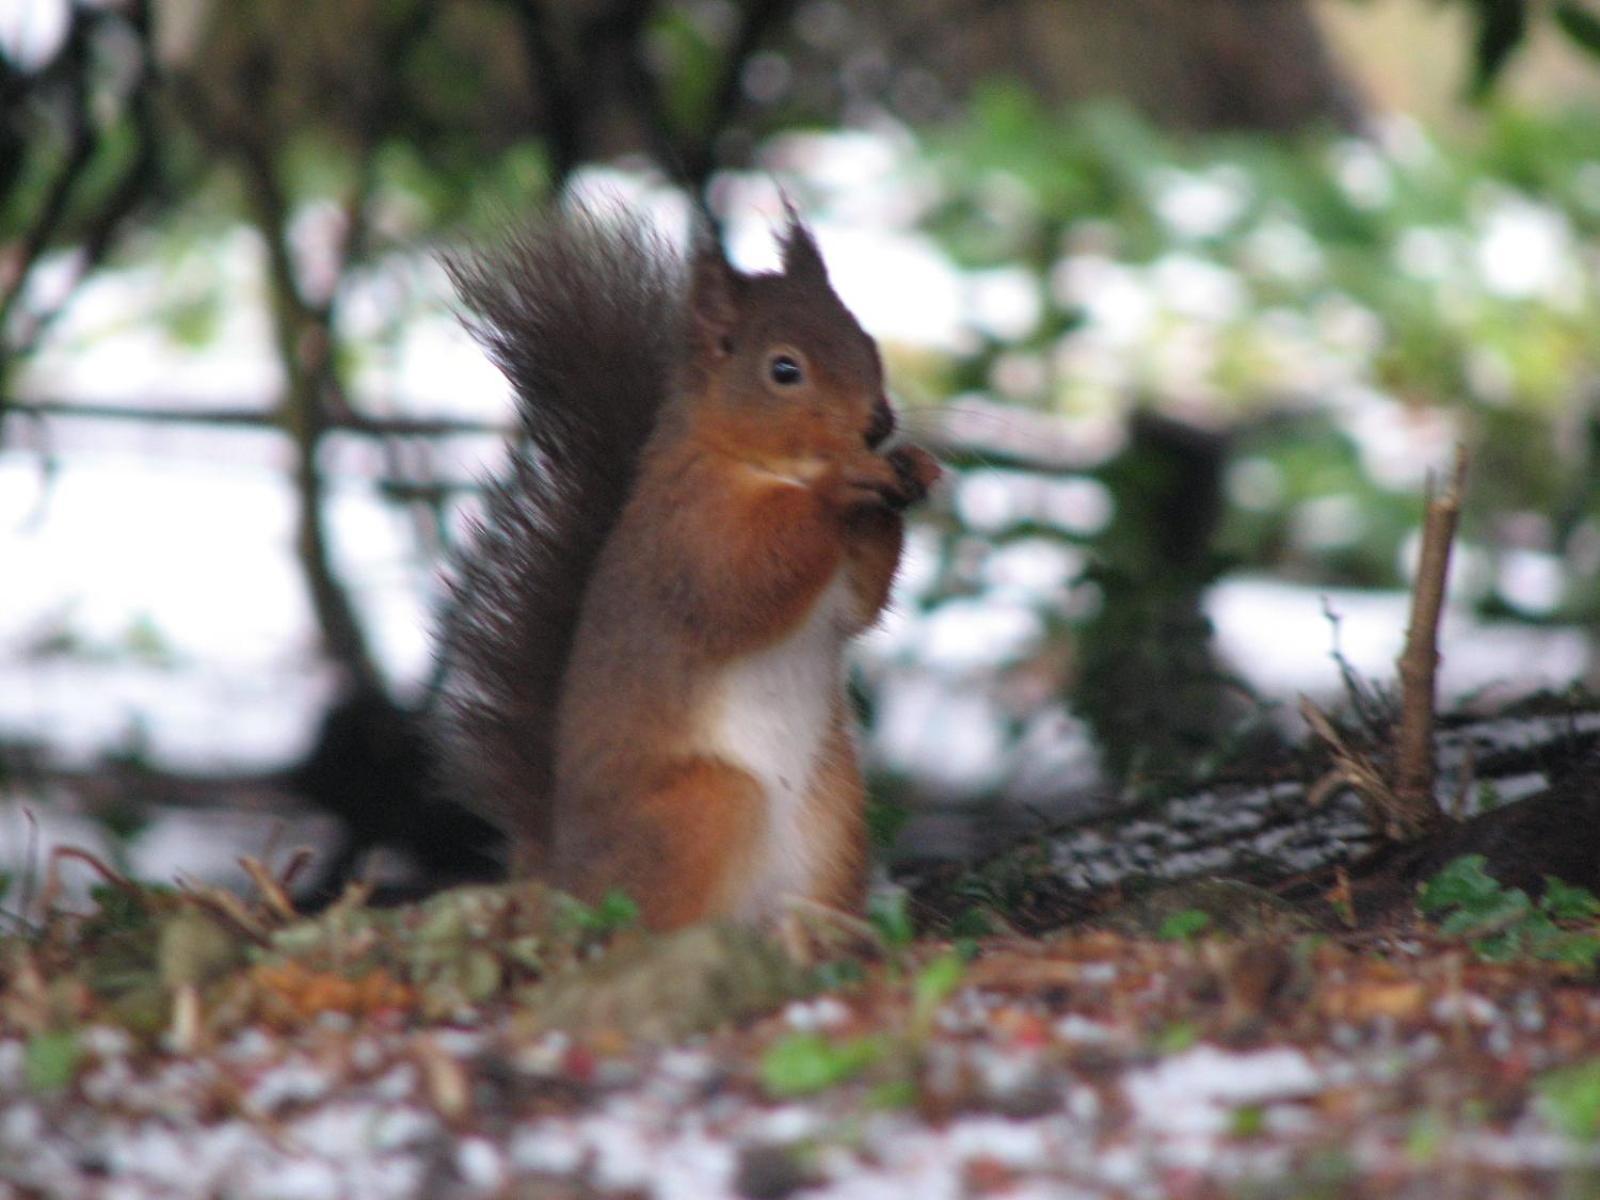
left=1124, top=1045, right=1322, bottom=1137
left=247, top=1057, right=334, bottom=1114
left=456, top=1137, right=506, bottom=1191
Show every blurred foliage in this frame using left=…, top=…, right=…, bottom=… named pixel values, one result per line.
left=878, top=86, right=1600, bottom=781
left=916, top=87, right=1600, bottom=610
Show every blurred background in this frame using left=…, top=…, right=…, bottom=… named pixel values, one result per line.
left=5, top=0, right=1600, bottom=901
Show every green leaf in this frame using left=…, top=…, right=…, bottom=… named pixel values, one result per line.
left=1230, top=1104, right=1266, bottom=1137
left=1542, top=876, right=1600, bottom=922
left=811, top=958, right=864, bottom=992
left=1538, top=1060, right=1600, bottom=1138
left=949, top=906, right=992, bottom=940
left=868, top=889, right=916, bottom=949
left=1437, top=889, right=1531, bottom=935
left=1418, top=855, right=1503, bottom=915
left=1545, top=934, right=1600, bottom=969
left=554, top=889, right=639, bottom=937
left=1405, top=1111, right=1447, bottom=1165
left=1473, top=929, right=1523, bottom=962
left=1555, top=2, right=1600, bottom=58
left=865, top=795, right=911, bottom=853
left=910, top=952, right=966, bottom=1035
left=866, top=1078, right=919, bottom=1109
left=25, top=1031, right=82, bottom=1093
left=591, top=890, right=639, bottom=932
left=759, top=1033, right=883, bottom=1098
left=1157, top=909, right=1213, bottom=941
left=1154, top=1021, right=1200, bottom=1055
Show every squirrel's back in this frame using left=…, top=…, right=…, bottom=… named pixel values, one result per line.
left=435, top=203, right=684, bottom=857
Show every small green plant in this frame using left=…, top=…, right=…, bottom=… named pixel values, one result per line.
left=1417, top=855, right=1600, bottom=967
left=1229, top=1104, right=1266, bottom=1138
left=948, top=905, right=992, bottom=941
left=908, top=951, right=965, bottom=1040
left=1153, top=1020, right=1200, bottom=1055
left=759, top=1032, right=885, bottom=1098
left=1537, top=1060, right=1600, bottom=1139
left=1404, top=1110, right=1448, bottom=1165
left=811, top=957, right=865, bottom=992
left=553, top=889, right=639, bottom=938
left=864, top=793, right=912, bottom=854
left=761, top=951, right=966, bottom=1101
left=867, top=888, right=916, bottom=950
left=1157, top=908, right=1213, bottom=941
left=25, top=1031, right=82, bottom=1093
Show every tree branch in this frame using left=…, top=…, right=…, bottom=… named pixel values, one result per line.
left=502, top=0, right=588, bottom=192
left=0, top=11, right=96, bottom=361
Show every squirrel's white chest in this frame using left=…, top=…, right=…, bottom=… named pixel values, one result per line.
left=705, top=574, right=853, bottom=915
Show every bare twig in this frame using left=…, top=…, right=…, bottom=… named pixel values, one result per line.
left=176, top=877, right=275, bottom=945
left=1301, top=444, right=1469, bottom=842
left=1392, top=445, right=1470, bottom=832
left=275, top=847, right=317, bottom=892
left=1318, top=596, right=1391, bottom=740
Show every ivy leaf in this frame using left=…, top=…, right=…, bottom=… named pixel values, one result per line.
left=1437, top=889, right=1532, bottom=936
left=1418, top=855, right=1503, bottom=915
left=1542, top=876, right=1600, bottom=922
left=1545, top=934, right=1600, bottom=969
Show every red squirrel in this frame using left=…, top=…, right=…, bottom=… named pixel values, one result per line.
left=437, top=199, right=939, bottom=929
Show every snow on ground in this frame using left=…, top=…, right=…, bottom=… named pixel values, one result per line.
left=4, top=934, right=1599, bottom=1199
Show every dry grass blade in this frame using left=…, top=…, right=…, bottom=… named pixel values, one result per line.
left=177, top=877, right=274, bottom=945
left=1300, top=695, right=1411, bottom=837
left=36, top=845, right=136, bottom=915
left=238, top=856, right=300, bottom=924
left=275, top=847, right=315, bottom=892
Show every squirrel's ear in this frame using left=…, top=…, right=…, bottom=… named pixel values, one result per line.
left=688, top=236, right=739, bottom=360
left=780, top=204, right=829, bottom=286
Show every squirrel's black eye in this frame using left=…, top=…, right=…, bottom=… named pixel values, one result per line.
left=769, top=355, right=803, bottom=386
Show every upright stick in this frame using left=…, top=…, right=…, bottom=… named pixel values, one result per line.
left=1391, top=444, right=1470, bottom=835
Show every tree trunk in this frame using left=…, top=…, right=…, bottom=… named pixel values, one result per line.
left=901, top=0, right=1366, bottom=134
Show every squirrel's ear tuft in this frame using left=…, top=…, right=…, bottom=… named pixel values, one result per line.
left=688, top=235, right=740, bottom=359
left=780, top=206, right=830, bottom=286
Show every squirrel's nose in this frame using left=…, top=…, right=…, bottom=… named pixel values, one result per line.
left=865, top=397, right=896, bottom=449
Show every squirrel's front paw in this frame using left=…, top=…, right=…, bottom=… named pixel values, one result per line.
left=827, top=445, right=942, bottom=513
left=828, top=454, right=905, bottom=512
left=883, top=444, right=942, bottom=510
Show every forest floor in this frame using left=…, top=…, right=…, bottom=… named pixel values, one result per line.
left=4, top=700, right=1600, bottom=1199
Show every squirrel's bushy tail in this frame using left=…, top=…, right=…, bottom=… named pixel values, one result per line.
left=435, top=202, right=684, bottom=857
